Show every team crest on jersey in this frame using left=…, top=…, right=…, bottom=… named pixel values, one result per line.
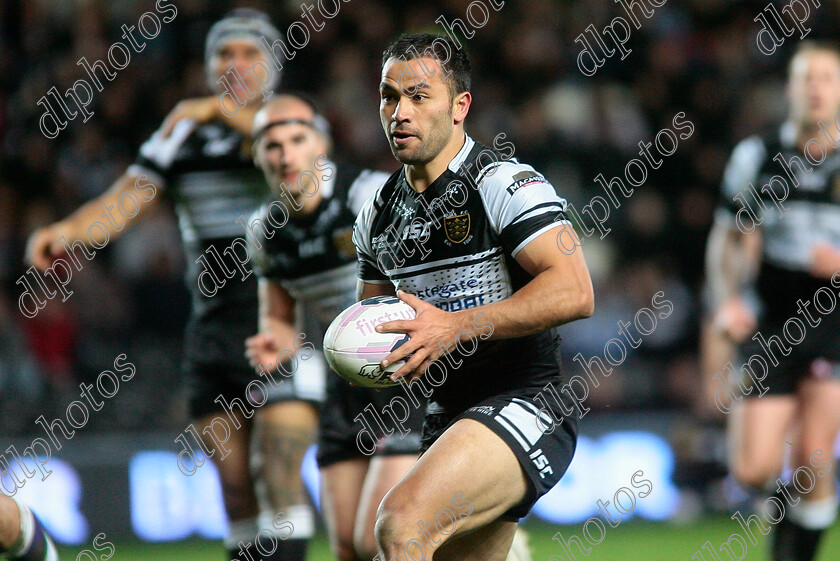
left=333, top=228, right=356, bottom=258
left=444, top=213, right=471, bottom=243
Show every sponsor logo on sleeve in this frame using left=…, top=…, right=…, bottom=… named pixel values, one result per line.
left=506, top=171, right=548, bottom=195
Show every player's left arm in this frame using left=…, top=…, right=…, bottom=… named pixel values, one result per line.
left=379, top=233, right=592, bottom=379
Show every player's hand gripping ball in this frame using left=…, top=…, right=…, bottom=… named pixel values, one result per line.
left=323, top=296, right=415, bottom=387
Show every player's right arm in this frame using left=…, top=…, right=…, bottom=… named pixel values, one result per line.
left=705, top=136, right=766, bottom=342
left=245, top=278, right=300, bottom=371
left=25, top=172, right=159, bottom=271
left=705, top=222, right=761, bottom=342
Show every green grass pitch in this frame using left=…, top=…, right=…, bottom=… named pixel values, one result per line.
left=57, top=517, right=840, bottom=560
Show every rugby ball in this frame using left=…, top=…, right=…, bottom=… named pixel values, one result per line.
left=323, top=296, right=415, bottom=387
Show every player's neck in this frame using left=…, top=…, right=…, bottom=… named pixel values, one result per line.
left=796, top=121, right=840, bottom=155
left=288, top=188, right=324, bottom=218
left=405, top=130, right=466, bottom=193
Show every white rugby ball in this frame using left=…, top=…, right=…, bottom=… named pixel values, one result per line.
left=323, top=296, right=415, bottom=387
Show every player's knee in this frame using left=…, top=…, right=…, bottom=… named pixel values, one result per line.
left=374, top=494, right=417, bottom=556
left=731, top=459, right=777, bottom=490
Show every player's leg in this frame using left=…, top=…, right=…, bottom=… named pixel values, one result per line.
left=320, top=458, right=369, bottom=561
left=353, top=454, right=418, bottom=559
left=506, top=526, right=533, bottom=561
left=773, top=375, right=840, bottom=561
left=728, top=396, right=797, bottom=490
left=194, top=410, right=259, bottom=561
left=251, top=400, right=318, bottom=561
left=0, top=496, right=60, bottom=561
left=375, top=418, right=530, bottom=561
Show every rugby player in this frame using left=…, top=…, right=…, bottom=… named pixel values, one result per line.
left=0, top=496, right=59, bottom=561
left=707, top=41, right=840, bottom=561
left=243, top=94, right=425, bottom=561
left=354, top=33, right=594, bottom=560
left=25, top=10, right=315, bottom=561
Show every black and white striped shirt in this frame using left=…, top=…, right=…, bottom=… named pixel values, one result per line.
left=353, top=134, right=571, bottom=410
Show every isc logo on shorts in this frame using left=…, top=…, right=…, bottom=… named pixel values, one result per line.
left=493, top=399, right=555, bottom=479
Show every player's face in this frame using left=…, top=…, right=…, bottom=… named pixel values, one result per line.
left=255, top=119, right=326, bottom=198
left=214, top=40, right=268, bottom=102
left=380, top=56, right=456, bottom=165
left=787, top=50, right=840, bottom=127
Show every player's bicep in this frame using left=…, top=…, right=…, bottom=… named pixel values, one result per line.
left=357, top=280, right=395, bottom=301
left=514, top=227, right=593, bottom=310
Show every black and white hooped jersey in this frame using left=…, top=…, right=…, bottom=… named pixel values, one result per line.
left=129, top=119, right=268, bottom=245
left=251, top=163, right=389, bottom=330
left=353, top=134, right=571, bottom=410
left=717, top=123, right=840, bottom=321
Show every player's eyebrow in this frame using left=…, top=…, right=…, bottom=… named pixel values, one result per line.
left=379, top=81, right=430, bottom=94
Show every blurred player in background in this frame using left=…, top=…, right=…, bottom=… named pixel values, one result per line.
left=707, top=41, right=840, bottom=561
left=244, top=94, right=425, bottom=561
left=25, top=10, right=315, bottom=561
left=0, top=496, right=59, bottom=561
left=355, top=33, right=593, bottom=560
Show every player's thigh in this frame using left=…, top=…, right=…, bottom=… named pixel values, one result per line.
left=354, top=454, right=418, bottom=551
left=0, top=495, right=19, bottom=549
left=381, top=418, right=528, bottom=539
left=796, top=376, right=840, bottom=467
left=320, top=458, right=369, bottom=558
left=435, top=518, right=518, bottom=561
left=728, top=395, right=797, bottom=485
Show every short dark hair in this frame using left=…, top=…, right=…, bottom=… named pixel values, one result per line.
left=790, top=40, right=840, bottom=73
left=381, top=33, right=471, bottom=100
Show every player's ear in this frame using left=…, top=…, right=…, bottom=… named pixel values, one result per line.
left=452, top=91, right=471, bottom=125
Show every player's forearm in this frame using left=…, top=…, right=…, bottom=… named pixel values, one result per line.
left=455, top=267, right=594, bottom=340
left=57, top=173, right=157, bottom=242
left=705, top=223, right=756, bottom=306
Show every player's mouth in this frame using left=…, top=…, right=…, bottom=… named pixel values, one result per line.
left=391, top=130, right=418, bottom=146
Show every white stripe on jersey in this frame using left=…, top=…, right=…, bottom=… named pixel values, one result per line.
left=138, top=119, right=196, bottom=171
left=388, top=247, right=502, bottom=277
left=476, top=162, right=568, bottom=236
left=513, top=220, right=570, bottom=257
left=348, top=170, right=391, bottom=215
left=719, top=135, right=766, bottom=205
left=126, top=164, right=167, bottom=191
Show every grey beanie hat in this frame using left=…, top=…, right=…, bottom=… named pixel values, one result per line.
left=205, top=8, right=282, bottom=92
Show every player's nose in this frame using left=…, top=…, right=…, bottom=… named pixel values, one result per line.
left=392, top=99, right=412, bottom=122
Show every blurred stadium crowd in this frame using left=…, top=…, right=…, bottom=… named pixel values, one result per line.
left=0, top=0, right=838, bottom=449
